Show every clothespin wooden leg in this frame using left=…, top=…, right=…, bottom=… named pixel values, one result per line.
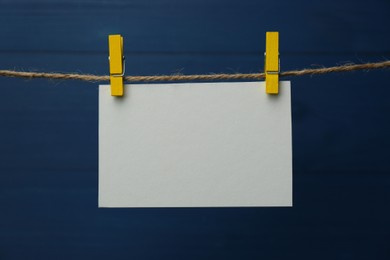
left=265, top=32, right=279, bottom=94
left=108, top=35, right=124, bottom=97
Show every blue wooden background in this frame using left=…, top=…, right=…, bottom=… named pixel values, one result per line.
left=0, top=0, right=390, bottom=259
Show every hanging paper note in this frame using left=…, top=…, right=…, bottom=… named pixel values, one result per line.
left=99, top=81, right=292, bottom=207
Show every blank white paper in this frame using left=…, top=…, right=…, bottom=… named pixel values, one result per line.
left=99, top=81, right=292, bottom=207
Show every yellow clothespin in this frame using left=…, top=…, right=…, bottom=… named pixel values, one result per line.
left=108, top=34, right=125, bottom=96
left=265, top=32, right=279, bottom=94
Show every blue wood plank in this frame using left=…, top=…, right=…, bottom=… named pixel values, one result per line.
left=0, top=0, right=389, bottom=53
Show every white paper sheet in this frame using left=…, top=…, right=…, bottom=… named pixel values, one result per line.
left=99, top=81, right=292, bottom=207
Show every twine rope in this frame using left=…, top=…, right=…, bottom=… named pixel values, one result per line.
left=0, top=61, right=389, bottom=83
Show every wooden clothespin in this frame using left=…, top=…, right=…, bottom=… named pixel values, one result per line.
left=108, top=34, right=125, bottom=96
left=265, top=32, right=279, bottom=94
